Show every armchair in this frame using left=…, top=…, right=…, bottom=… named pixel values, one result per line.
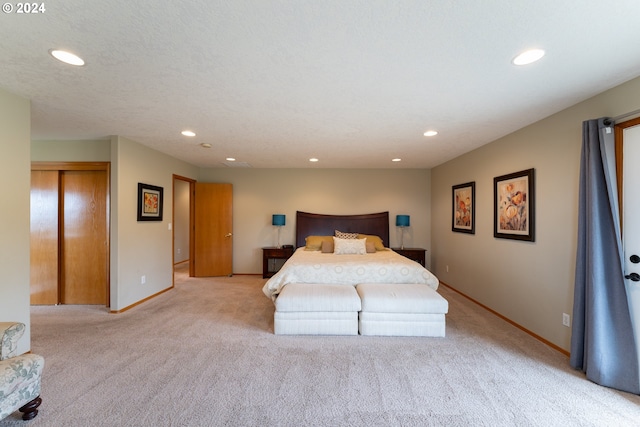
left=0, top=322, right=44, bottom=421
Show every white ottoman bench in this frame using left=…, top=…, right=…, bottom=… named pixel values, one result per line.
left=274, top=283, right=362, bottom=335
left=356, top=284, right=448, bottom=337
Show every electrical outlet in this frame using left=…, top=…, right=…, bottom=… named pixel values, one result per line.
left=446, top=265, right=449, bottom=273
left=562, top=313, right=571, bottom=327
left=141, top=275, right=146, bottom=284
left=177, top=248, right=181, bottom=255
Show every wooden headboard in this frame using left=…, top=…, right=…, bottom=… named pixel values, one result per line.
left=295, top=211, right=390, bottom=248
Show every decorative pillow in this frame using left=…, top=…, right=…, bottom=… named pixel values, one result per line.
left=366, top=241, right=376, bottom=253
left=357, top=234, right=386, bottom=251
left=335, top=230, right=358, bottom=239
left=333, top=237, right=367, bottom=255
left=321, top=240, right=334, bottom=253
left=305, top=235, right=333, bottom=251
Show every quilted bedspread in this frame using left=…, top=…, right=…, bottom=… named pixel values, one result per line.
left=262, top=248, right=439, bottom=300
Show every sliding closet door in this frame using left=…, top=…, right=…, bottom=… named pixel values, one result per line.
left=30, top=162, right=110, bottom=306
left=30, top=170, right=59, bottom=305
left=60, top=170, right=109, bottom=304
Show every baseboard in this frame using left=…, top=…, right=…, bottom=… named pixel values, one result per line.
left=109, top=286, right=174, bottom=314
left=439, top=281, right=570, bottom=357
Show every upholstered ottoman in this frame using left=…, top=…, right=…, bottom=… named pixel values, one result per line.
left=356, top=284, right=448, bottom=337
left=274, top=284, right=361, bottom=335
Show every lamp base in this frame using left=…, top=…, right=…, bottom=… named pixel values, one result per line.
left=276, top=226, right=282, bottom=248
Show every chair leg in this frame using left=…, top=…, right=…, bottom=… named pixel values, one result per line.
left=19, top=396, right=42, bottom=421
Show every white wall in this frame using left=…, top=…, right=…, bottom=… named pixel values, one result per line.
left=0, top=88, right=31, bottom=354
left=431, top=75, right=640, bottom=352
left=197, top=168, right=431, bottom=274
left=110, top=136, right=198, bottom=311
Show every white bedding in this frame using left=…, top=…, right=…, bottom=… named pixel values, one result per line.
left=262, top=247, right=440, bottom=300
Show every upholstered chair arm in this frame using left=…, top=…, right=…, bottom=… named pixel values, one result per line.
left=0, top=322, right=44, bottom=421
left=0, top=354, right=44, bottom=420
left=0, top=323, right=25, bottom=361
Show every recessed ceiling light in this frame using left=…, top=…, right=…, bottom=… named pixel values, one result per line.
left=226, top=157, right=236, bottom=161
left=181, top=130, right=196, bottom=137
left=512, top=49, right=545, bottom=66
left=309, top=158, right=319, bottom=162
left=49, top=49, right=85, bottom=66
left=200, top=143, right=211, bottom=148
left=392, top=158, right=402, bottom=162
left=423, top=130, right=438, bottom=137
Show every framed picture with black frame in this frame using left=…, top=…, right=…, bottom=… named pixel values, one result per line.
left=452, top=181, right=475, bottom=234
left=137, top=182, right=163, bottom=221
left=493, top=168, right=535, bottom=241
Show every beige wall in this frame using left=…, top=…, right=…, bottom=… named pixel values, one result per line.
left=197, top=168, right=431, bottom=274
left=110, top=136, right=199, bottom=310
left=32, top=139, right=111, bottom=161
left=173, top=178, right=190, bottom=263
left=0, top=88, right=31, bottom=355
left=431, top=75, right=640, bottom=352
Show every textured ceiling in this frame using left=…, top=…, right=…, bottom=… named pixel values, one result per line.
left=2, top=0, right=640, bottom=168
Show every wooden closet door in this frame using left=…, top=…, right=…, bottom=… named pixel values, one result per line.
left=30, top=170, right=60, bottom=305
left=60, top=170, right=108, bottom=304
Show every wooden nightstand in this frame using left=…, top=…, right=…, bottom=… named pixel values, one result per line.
left=262, top=247, right=294, bottom=278
left=391, top=248, right=426, bottom=266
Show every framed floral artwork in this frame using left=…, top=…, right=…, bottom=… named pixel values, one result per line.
left=494, top=168, right=535, bottom=241
left=452, top=181, right=475, bottom=234
left=137, top=182, right=163, bottom=221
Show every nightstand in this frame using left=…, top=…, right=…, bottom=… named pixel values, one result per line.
left=391, top=248, right=426, bottom=266
left=262, top=247, right=294, bottom=278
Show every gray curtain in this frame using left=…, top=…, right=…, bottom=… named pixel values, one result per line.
left=570, top=118, right=640, bottom=394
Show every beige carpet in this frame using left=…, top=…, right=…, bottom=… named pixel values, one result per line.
left=2, top=267, right=640, bottom=426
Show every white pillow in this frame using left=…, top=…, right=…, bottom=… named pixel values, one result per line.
left=333, top=237, right=367, bottom=255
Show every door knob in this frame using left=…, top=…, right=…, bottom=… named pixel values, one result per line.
left=630, top=255, right=640, bottom=264
left=625, top=272, right=640, bottom=282
left=225, top=233, right=232, bottom=238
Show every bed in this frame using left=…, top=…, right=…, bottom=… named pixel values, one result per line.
left=262, top=211, right=439, bottom=299
left=262, top=211, right=447, bottom=336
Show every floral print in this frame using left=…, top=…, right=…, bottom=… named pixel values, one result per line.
left=454, top=194, right=472, bottom=227
left=498, top=181, right=528, bottom=232
left=0, top=323, right=44, bottom=420
left=0, top=322, right=25, bottom=360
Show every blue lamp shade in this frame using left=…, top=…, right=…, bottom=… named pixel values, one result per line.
left=396, top=215, right=410, bottom=227
left=272, top=214, right=286, bottom=226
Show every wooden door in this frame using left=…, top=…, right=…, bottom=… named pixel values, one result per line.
left=30, top=170, right=59, bottom=305
left=30, top=163, right=110, bottom=305
left=60, top=170, right=109, bottom=304
left=194, top=183, right=233, bottom=276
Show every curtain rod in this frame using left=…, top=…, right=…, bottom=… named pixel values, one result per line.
left=603, top=108, right=640, bottom=125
